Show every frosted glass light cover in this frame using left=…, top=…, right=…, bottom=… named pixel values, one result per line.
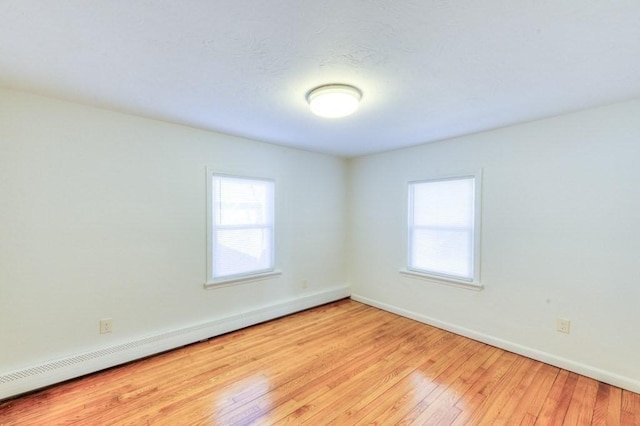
left=307, top=84, right=362, bottom=118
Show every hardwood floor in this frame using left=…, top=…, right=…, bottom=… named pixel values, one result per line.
left=1, top=299, right=638, bottom=425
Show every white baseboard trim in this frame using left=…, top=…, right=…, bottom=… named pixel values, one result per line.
left=0, top=286, right=350, bottom=400
left=350, top=293, right=640, bottom=394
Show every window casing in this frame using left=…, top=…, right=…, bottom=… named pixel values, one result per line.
left=407, top=173, right=481, bottom=285
left=207, top=173, right=275, bottom=284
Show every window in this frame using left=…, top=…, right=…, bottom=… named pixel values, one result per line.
left=207, top=173, right=275, bottom=284
left=407, top=173, right=481, bottom=285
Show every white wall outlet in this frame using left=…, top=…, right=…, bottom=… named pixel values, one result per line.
left=302, top=279, right=308, bottom=288
left=100, top=318, right=113, bottom=334
left=556, top=318, right=571, bottom=334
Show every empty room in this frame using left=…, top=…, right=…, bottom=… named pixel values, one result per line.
left=1, top=1, right=639, bottom=424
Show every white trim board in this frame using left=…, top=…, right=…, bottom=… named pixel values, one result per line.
left=0, top=286, right=350, bottom=400
left=350, top=293, right=640, bottom=394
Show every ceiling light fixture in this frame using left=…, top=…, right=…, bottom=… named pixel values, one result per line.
left=306, top=84, right=362, bottom=118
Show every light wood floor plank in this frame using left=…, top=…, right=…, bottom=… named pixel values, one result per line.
left=563, top=375, right=599, bottom=425
left=535, top=369, right=577, bottom=425
left=354, top=343, right=500, bottom=425
left=0, top=299, right=637, bottom=425
left=621, top=389, right=640, bottom=425
left=450, top=351, right=520, bottom=425
left=509, top=363, right=559, bottom=424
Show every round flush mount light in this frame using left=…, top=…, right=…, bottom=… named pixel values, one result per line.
left=306, top=84, right=362, bottom=118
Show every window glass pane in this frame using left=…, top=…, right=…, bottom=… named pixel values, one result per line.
left=411, top=229, right=473, bottom=278
left=214, top=177, right=273, bottom=226
left=210, top=174, right=275, bottom=280
left=412, top=179, right=474, bottom=228
left=409, top=175, right=476, bottom=281
left=214, top=228, right=273, bottom=278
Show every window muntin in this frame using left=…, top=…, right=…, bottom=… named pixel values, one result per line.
left=209, top=174, right=275, bottom=281
left=408, top=175, right=479, bottom=283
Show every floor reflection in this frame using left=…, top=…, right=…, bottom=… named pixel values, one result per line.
left=215, top=374, right=271, bottom=424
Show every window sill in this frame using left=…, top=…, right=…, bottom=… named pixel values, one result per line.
left=204, top=270, right=282, bottom=290
left=399, top=269, right=483, bottom=291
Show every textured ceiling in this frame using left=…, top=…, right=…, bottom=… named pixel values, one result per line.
left=1, top=1, right=639, bottom=157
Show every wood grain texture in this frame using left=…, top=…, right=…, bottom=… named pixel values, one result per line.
left=1, top=299, right=638, bottom=425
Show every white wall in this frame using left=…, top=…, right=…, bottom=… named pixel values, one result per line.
left=348, top=100, right=640, bottom=391
left=0, top=88, right=348, bottom=375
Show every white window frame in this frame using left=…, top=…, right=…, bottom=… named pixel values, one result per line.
left=205, top=170, right=280, bottom=288
left=402, top=171, right=482, bottom=290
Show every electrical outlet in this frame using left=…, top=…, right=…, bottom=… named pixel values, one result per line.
left=100, top=318, right=113, bottom=334
left=302, top=279, right=308, bottom=288
left=556, top=318, right=570, bottom=334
